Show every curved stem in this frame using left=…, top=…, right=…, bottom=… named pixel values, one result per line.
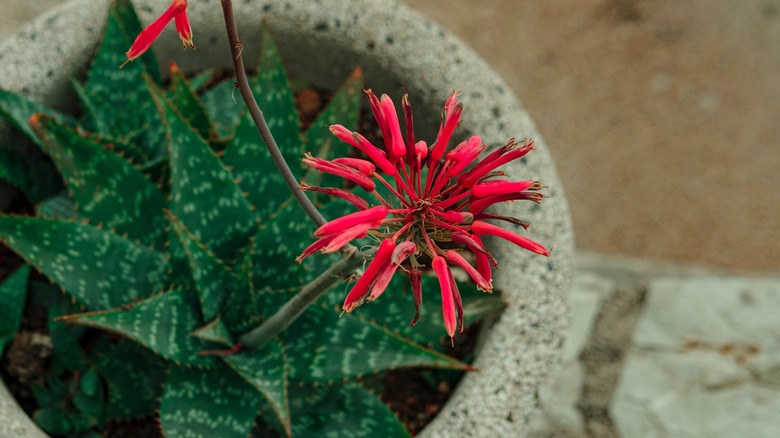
left=220, top=0, right=326, bottom=228
left=238, top=246, right=365, bottom=349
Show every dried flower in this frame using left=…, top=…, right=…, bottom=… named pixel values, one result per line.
left=122, top=0, right=194, bottom=67
left=299, top=90, right=549, bottom=339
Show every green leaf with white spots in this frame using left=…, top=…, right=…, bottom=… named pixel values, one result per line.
left=287, top=382, right=408, bottom=438
left=221, top=27, right=301, bottom=218
left=281, top=303, right=468, bottom=382
left=0, top=216, right=169, bottom=310
left=95, top=339, right=167, bottom=420
left=201, top=79, right=244, bottom=138
left=301, top=69, right=363, bottom=196
left=223, top=340, right=290, bottom=436
left=168, top=213, right=236, bottom=321
left=188, top=69, right=217, bottom=93
left=246, top=201, right=314, bottom=291
left=160, top=364, right=265, bottom=438
left=0, top=264, right=29, bottom=353
left=0, top=146, right=61, bottom=204
left=251, top=25, right=301, bottom=165
left=71, top=80, right=114, bottom=136
left=191, top=316, right=234, bottom=347
left=85, top=3, right=164, bottom=161
left=34, top=117, right=168, bottom=248
left=152, top=85, right=258, bottom=261
left=0, top=89, right=77, bottom=150
left=65, top=289, right=216, bottom=368
left=169, top=63, right=216, bottom=142
left=35, top=192, right=79, bottom=220
left=302, top=68, right=363, bottom=157
left=48, top=289, right=89, bottom=371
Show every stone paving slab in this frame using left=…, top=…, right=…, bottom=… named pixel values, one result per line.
left=611, top=277, right=780, bottom=438
left=528, top=272, right=614, bottom=437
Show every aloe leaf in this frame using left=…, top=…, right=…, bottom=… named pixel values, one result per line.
left=94, top=339, right=167, bottom=420
left=71, top=80, right=114, bottom=136
left=160, top=364, right=265, bottom=438
left=302, top=68, right=363, bottom=152
left=72, top=370, right=106, bottom=429
left=169, top=63, right=216, bottom=142
left=168, top=212, right=237, bottom=321
left=0, top=264, right=29, bottom=353
left=223, top=339, right=290, bottom=436
left=0, top=90, right=77, bottom=150
left=33, top=117, right=168, bottom=249
left=33, top=406, right=73, bottom=436
left=35, top=192, right=79, bottom=220
left=0, top=216, right=169, bottom=310
left=288, top=382, right=408, bottom=438
left=191, top=316, right=234, bottom=347
left=85, top=2, right=164, bottom=161
left=151, top=85, right=258, bottom=261
left=188, top=68, right=217, bottom=93
left=281, top=303, right=468, bottom=383
left=0, top=147, right=62, bottom=204
left=64, top=289, right=216, bottom=368
left=245, top=201, right=314, bottom=292
left=220, top=30, right=301, bottom=219
left=201, top=80, right=243, bottom=138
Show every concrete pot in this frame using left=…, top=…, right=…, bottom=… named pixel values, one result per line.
left=0, top=0, right=574, bottom=436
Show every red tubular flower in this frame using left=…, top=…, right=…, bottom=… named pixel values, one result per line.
left=432, top=256, right=458, bottom=339
left=123, top=0, right=193, bottom=66
left=299, top=91, right=549, bottom=336
left=314, top=206, right=388, bottom=237
left=472, top=220, right=550, bottom=256
left=343, top=239, right=396, bottom=313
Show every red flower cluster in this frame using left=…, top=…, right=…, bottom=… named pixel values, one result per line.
left=299, top=90, right=549, bottom=339
left=122, top=0, right=194, bottom=67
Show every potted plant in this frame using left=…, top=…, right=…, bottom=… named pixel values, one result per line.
left=0, top=0, right=573, bottom=436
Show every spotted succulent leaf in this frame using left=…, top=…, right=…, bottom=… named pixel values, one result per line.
left=281, top=303, right=469, bottom=382
left=201, top=80, right=243, bottom=138
left=151, top=84, right=258, bottom=261
left=168, top=212, right=237, bottom=322
left=169, top=63, right=216, bottom=142
left=0, top=216, right=169, bottom=310
left=35, top=192, right=79, bottom=220
left=223, top=339, right=290, bottom=436
left=94, top=339, right=167, bottom=420
left=0, top=264, right=29, bottom=353
left=190, top=315, right=235, bottom=347
left=287, top=382, right=408, bottom=438
left=0, top=146, right=61, bottom=204
left=86, top=1, right=164, bottom=161
left=33, top=117, right=168, bottom=248
left=159, top=364, right=265, bottom=438
left=71, top=80, right=114, bottom=137
left=63, top=288, right=216, bottom=367
left=0, top=89, right=77, bottom=150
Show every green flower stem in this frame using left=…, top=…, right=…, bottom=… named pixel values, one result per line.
left=219, top=0, right=326, bottom=228
left=239, top=246, right=365, bottom=349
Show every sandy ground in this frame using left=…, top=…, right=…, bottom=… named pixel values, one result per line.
left=2, top=0, right=779, bottom=272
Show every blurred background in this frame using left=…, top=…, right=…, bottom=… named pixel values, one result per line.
left=2, top=0, right=778, bottom=273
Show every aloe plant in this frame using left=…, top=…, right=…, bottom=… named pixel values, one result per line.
left=0, top=1, right=502, bottom=436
